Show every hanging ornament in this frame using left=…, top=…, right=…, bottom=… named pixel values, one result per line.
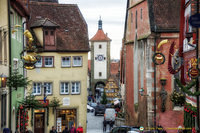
left=152, top=52, right=165, bottom=65
left=20, top=30, right=40, bottom=70
left=152, top=40, right=168, bottom=65
left=187, top=58, right=200, bottom=79
left=168, top=41, right=183, bottom=74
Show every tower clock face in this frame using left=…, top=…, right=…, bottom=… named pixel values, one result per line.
left=97, top=55, right=104, bottom=61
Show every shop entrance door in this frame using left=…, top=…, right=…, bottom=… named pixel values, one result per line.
left=34, top=113, right=44, bottom=133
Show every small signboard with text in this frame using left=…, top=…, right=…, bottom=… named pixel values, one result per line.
left=63, top=97, right=70, bottom=106
left=39, top=99, right=49, bottom=106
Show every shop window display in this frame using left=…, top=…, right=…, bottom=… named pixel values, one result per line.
left=56, top=109, right=77, bottom=132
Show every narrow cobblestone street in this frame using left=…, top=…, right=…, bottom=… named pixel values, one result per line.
left=87, top=112, right=112, bottom=133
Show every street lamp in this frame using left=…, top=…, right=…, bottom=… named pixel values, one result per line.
left=139, top=88, right=149, bottom=96
left=0, top=74, right=7, bottom=88
left=160, top=78, right=167, bottom=112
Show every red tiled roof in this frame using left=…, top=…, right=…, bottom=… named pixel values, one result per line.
left=28, top=2, right=90, bottom=52
left=90, top=29, right=111, bottom=41
left=110, top=62, right=119, bottom=75
left=148, top=0, right=180, bottom=32
left=11, top=0, right=30, bottom=18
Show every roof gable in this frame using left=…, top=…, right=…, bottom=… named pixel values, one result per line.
left=30, top=18, right=59, bottom=28
left=29, top=2, right=89, bottom=51
left=90, top=29, right=111, bottom=41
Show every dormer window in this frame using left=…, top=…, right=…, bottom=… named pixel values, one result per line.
left=44, top=29, right=55, bottom=46
left=30, top=18, right=59, bottom=50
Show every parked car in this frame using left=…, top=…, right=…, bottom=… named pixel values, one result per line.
left=90, top=102, right=97, bottom=109
left=94, top=104, right=105, bottom=116
left=104, top=108, right=116, bottom=124
left=127, top=131, right=140, bottom=133
left=110, top=126, right=140, bottom=133
left=87, top=105, right=94, bottom=112
left=106, top=103, right=113, bottom=108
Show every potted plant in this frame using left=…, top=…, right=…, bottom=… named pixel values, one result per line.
left=170, top=90, right=185, bottom=106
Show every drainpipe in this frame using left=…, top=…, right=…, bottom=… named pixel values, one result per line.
left=7, top=0, right=12, bottom=130
left=154, top=26, right=157, bottom=133
left=153, top=40, right=157, bottom=132
left=196, top=0, right=199, bottom=132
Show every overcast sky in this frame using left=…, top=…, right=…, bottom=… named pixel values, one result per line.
left=59, top=0, right=127, bottom=59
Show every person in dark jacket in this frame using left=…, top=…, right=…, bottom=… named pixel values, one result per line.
left=103, top=120, right=106, bottom=132
left=50, top=126, right=57, bottom=133
left=70, top=125, right=76, bottom=133
left=109, top=121, right=114, bottom=130
left=62, top=126, right=69, bottom=133
left=3, top=128, right=11, bottom=133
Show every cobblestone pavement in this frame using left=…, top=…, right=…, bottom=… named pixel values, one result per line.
left=87, top=112, right=111, bottom=133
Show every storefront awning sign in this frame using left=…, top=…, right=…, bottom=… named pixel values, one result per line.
left=39, top=99, right=49, bottom=106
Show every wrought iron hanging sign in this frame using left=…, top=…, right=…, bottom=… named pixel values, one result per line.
left=187, top=58, right=200, bottom=79
left=152, top=39, right=168, bottom=65
left=20, top=30, right=40, bottom=70
left=168, top=41, right=183, bottom=74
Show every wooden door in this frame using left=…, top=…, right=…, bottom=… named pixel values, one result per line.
left=34, top=113, right=44, bottom=133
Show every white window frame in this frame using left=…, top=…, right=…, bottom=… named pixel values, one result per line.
left=44, top=57, right=53, bottom=67
left=44, top=82, right=52, bottom=95
left=71, top=82, right=80, bottom=94
left=35, top=57, right=42, bottom=67
left=72, top=56, right=82, bottom=67
left=33, top=82, right=42, bottom=95
left=60, top=82, right=69, bottom=94
left=61, top=56, right=71, bottom=67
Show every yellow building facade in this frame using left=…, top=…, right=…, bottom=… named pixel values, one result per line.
left=27, top=52, right=88, bottom=133
left=0, top=0, right=9, bottom=131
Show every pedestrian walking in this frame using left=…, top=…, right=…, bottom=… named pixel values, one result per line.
left=70, top=125, right=76, bottom=133
left=62, top=126, right=69, bottom=133
left=103, top=120, right=106, bottom=132
left=76, top=125, right=83, bottom=133
left=3, top=128, right=11, bottom=133
left=109, top=121, right=114, bottom=130
left=50, top=126, right=57, bottom=133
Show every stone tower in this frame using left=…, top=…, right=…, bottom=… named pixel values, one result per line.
left=90, top=18, right=111, bottom=96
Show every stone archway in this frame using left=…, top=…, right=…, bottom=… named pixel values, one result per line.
left=94, top=82, right=105, bottom=103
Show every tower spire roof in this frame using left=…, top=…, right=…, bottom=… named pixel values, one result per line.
left=98, top=16, right=102, bottom=30
left=90, top=18, right=111, bottom=41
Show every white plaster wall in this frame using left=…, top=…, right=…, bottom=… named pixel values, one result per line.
left=94, top=42, right=107, bottom=79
